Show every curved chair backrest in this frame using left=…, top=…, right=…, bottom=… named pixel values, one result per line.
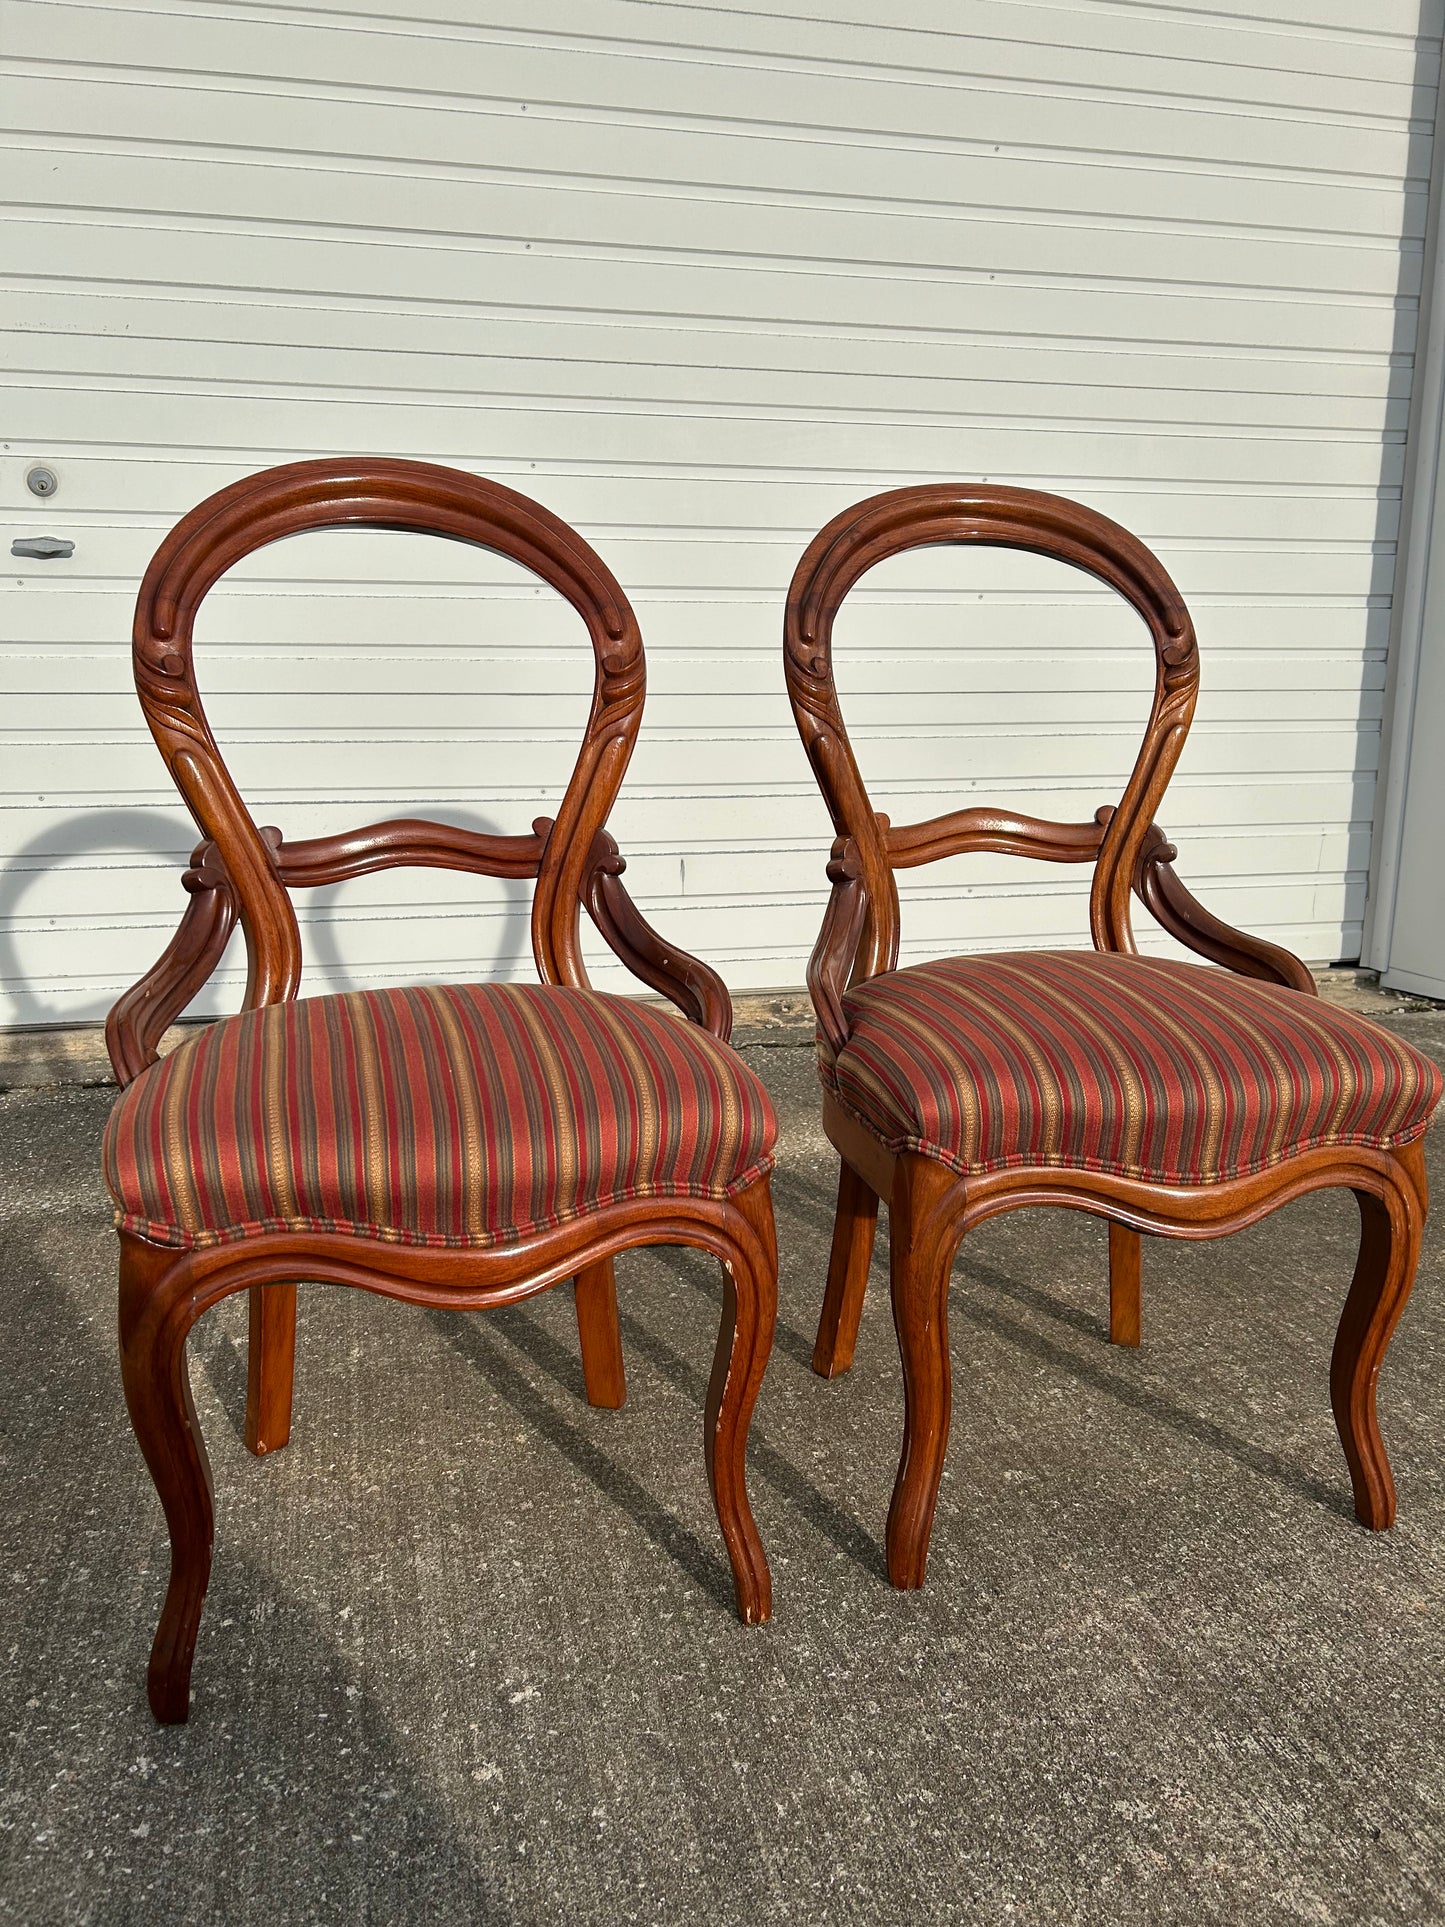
left=130, top=457, right=646, bottom=1012
left=783, top=485, right=1200, bottom=981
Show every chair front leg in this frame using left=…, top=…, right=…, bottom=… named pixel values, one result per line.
left=245, top=1282, right=297, bottom=1455
left=705, top=1176, right=779, bottom=1624
left=1332, top=1140, right=1427, bottom=1529
left=573, top=1257, right=627, bottom=1408
left=884, top=1155, right=964, bottom=1590
left=812, top=1159, right=880, bottom=1377
left=119, top=1234, right=216, bottom=1724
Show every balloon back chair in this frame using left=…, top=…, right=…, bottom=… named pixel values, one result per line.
left=104, top=459, right=778, bottom=1722
left=784, top=485, right=1440, bottom=1590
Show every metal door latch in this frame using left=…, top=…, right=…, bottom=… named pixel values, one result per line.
left=11, top=536, right=74, bottom=559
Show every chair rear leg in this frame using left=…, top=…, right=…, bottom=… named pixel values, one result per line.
left=884, top=1156, right=961, bottom=1591
left=812, top=1158, right=880, bottom=1377
left=245, top=1282, right=297, bottom=1456
left=1332, top=1143, right=1427, bottom=1530
left=705, top=1177, right=779, bottom=1624
left=119, top=1235, right=216, bottom=1724
left=574, top=1258, right=627, bottom=1408
left=1109, top=1223, right=1142, bottom=1347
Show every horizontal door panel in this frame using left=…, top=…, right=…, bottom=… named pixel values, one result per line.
left=2, top=324, right=1412, bottom=437
left=3, top=220, right=1412, bottom=358
left=4, top=146, right=1418, bottom=301
left=9, top=6, right=1422, bottom=177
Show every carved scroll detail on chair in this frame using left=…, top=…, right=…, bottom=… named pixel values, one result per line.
left=784, top=484, right=1202, bottom=973
left=807, top=839, right=869, bottom=1058
left=579, top=828, right=733, bottom=1040
left=106, top=840, right=239, bottom=1086
left=127, top=459, right=651, bottom=1023
left=1121, top=814, right=1317, bottom=995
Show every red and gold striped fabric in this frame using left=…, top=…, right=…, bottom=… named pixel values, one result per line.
left=821, top=952, right=1442, bottom=1185
left=105, top=983, right=776, bottom=1251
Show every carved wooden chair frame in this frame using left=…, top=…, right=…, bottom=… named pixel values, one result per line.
left=784, top=484, right=1428, bottom=1589
left=110, top=459, right=776, bottom=1721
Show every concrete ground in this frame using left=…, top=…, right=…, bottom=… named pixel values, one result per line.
left=1, top=1013, right=1443, bottom=1927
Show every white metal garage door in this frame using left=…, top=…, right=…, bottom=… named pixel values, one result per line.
left=2, top=0, right=1435, bottom=1024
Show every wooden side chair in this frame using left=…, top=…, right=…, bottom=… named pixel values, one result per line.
left=104, top=458, right=778, bottom=1722
left=784, top=485, right=1441, bottom=1590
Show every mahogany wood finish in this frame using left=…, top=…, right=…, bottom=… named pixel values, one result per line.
left=573, top=1259, right=628, bottom=1410
left=109, top=459, right=774, bottom=1720
left=119, top=1191, right=778, bottom=1724
left=811, top=1161, right=880, bottom=1379
left=785, top=484, right=1431, bottom=1584
left=1108, top=1223, right=1143, bottom=1349
left=244, top=1283, right=297, bottom=1454
left=581, top=827, right=734, bottom=1038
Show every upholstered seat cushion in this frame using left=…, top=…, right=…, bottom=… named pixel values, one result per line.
left=106, top=983, right=777, bottom=1251
left=820, top=951, right=1442, bottom=1186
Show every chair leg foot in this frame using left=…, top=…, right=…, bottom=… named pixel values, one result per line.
left=245, top=1283, right=297, bottom=1456
left=574, top=1258, right=627, bottom=1408
left=119, top=1237, right=215, bottom=1725
left=883, top=1159, right=958, bottom=1591
left=706, top=1180, right=778, bottom=1623
left=812, top=1160, right=879, bottom=1377
left=1109, top=1223, right=1142, bottom=1347
left=1332, top=1150, right=1425, bottom=1530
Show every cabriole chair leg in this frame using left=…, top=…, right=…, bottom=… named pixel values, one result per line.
left=705, top=1177, right=779, bottom=1624
left=882, top=1157, right=960, bottom=1591
left=1332, top=1142, right=1427, bottom=1530
left=119, top=1236, right=214, bottom=1725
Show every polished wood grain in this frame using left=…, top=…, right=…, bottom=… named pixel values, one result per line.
left=1108, top=1224, right=1142, bottom=1348
left=704, top=1178, right=779, bottom=1624
left=811, top=1160, right=879, bottom=1378
left=244, top=1283, right=297, bottom=1455
left=105, top=840, right=237, bottom=1087
left=784, top=483, right=1431, bottom=1585
left=882, top=1155, right=959, bottom=1590
left=1331, top=1135, right=1428, bottom=1530
left=109, top=459, right=776, bottom=1720
left=860, top=1138, right=1428, bottom=1588
left=573, top=1260, right=627, bottom=1409
left=120, top=1193, right=778, bottom=1724
left=580, top=827, right=733, bottom=1039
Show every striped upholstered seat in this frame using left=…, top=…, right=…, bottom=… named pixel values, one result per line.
left=820, top=951, right=1441, bottom=1187
left=106, top=983, right=777, bottom=1252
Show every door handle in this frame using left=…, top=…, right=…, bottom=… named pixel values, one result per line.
left=11, top=536, right=74, bottom=559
